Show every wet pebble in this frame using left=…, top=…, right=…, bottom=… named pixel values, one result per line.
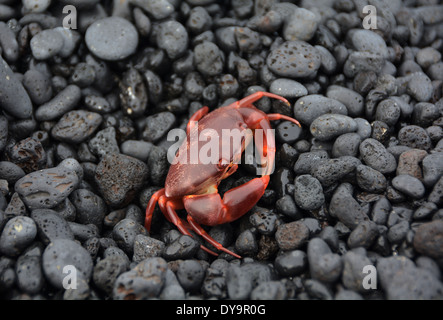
left=0, top=161, right=25, bottom=185
left=274, top=250, right=307, bottom=277
left=85, top=17, right=138, bottom=61
left=42, top=239, right=93, bottom=289
left=0, top=217, right=37, bottom=257
left=194, top=41, right=224, bottom=77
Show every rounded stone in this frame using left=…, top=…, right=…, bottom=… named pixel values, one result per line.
left=293, top=175, right=324, bottom=210
left=42, top=239, right=93, bottom=289
left=85, top=17, right=139, bottom=61
left=0, top=216, right=37, bottom=257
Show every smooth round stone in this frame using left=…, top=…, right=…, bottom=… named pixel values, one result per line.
left=85, top=17, right=139, bottom=61
left=310, top=114, right=358, bottom=141
left=359, top=138, right=397, bottom=174
left=30, top=29, right=64, bottom=60
left=269, top=78, right=307, bottom=98
left=267, top=41, right=321, bottom=78
left=283, top=8, right=319, bottom=41
left=293, top=175, right=324, bottom=211
left=0, top=56, right=33, bottom=119
left=349, top=29, right=389, bottom=58
left=156, top=20, right=188, bottom=60
left=332, top=133, right=361, bottom=158
left=392, top=174, right=426, bottom=199
left=23, top=0, right=51, bottom=13
left=42, top=239, right=93, bottom=289
left=326, top=85, right=364, bottom=117
left=0, top=216, right=37, bottom=257
left=293, top=94, right=348, bottom=126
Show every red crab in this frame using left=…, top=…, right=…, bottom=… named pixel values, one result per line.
left=144, top=92, right=301, bottom=258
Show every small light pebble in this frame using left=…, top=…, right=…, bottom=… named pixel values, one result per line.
left=269, top=78, right=307, bottom=98
left=85, top=17, right=139, bottom=61
left=0, top=216, right=37, bottom=257
left=30, top=29, right=64, bottom=60
left=392, top=174, right=426, bottom=199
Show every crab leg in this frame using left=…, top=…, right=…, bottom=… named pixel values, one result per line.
left=144, top=188, right=165, bottom=231
left=164, top=199, right=222, bottom=257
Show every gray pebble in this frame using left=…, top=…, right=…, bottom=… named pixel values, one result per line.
left=157, top=20, right=188, bottom=60
left=422, top=153, right=443, bottom=187
left=304, top=279, right=333, bottom=300
left=93, top=255, right=128, bottom=295
left=359, top=138, right=397, bottom=174
left=119, top=68, right=148, bottom=117
left=249, top=207, right=278, bottom=236
left=0, top=217, right=37, bottom=257
left=392, top=174, right=426, bottom=199
left=293, top=175, right=324, bottom=210
left=294, top=150, right=329, bottom=175
left=329, top=183, right=369, bottom=229
left=23, top=69, right=53, bottom=105
left=113, top=257, right=168, bottom=300
left=226, top=265, right=252, bottom=300
left=311, top=157, right=360, bottom=188
left=406, top=72, right=433, bottom=102
left=326, top=85, right=364, bottom=117
left=274, top=250, right=307, bottom=277
left=85, top=17, right=139, bottom=61
left=30, top=29, right=64, bottom=60
left=283, top=8, right=319, bottom=42
left=343, top=51, right=385, bottom=77
left=293, top=94, right=348, bottom=126
left=133, top=234, right=165, bottom=262
left=342, top=251, right=373, bottom=293
left=15, top=165, right=80, bottom=210
left=95, top=153, right=148, bottom=208
left=34, top=84, right=81, bottom=121
left=356, top=164, right=387, bottom=193
left=0, top=56, right=33, bottom=119
left=177, top=260, right=205, bottom=292
left=15, top=255, right=44, bottom=294
left=310, top=114, right=357, bottom=141
left=387, top=220, right=409, bottom=244
left=0, top=161, right=25, bottom=185
left=347, top=221, right=379, bottom=249
left=250, top=281, right=287, bottom=300
left=31, top=209, right=75, bottom=244
left=416, top=47, right=441, bottom=69
left=375, top=99, right=401, bottom=126
left=349, top=29, right=389, bottom=58
left=377, top=256, right=443, bottom=299
left=51, top=110, right=102, bottom=144
left=270, top=78, right=307, bottom=98
left=42, top=239, right=93, bottom=289
left=193, top=42, right=224, bottom=77
left=143, top=112, right=176, bottom=143
left=307, top=238, right=342, bottom=283
left=315, top=45, right=337, bottom=75
left=88, top=127, right=120, bottom=158
left=53, top=27, right=81, bottom=58
left=70, top=189, right=107, bottom=229
left=332, top=133, right=361, bottom=158
left=267, top=41, right=321, bottom=78
left=130, top=0, right=174, bottom=20
left=163, top=234, right=200, bottom=260
left=0, top=22, right=18, bottom=63
left=413, top=220, right=443, bottom=259
left=354, top=118, right=372, bottom=139
left=235, top=229, right=258, bottom=256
